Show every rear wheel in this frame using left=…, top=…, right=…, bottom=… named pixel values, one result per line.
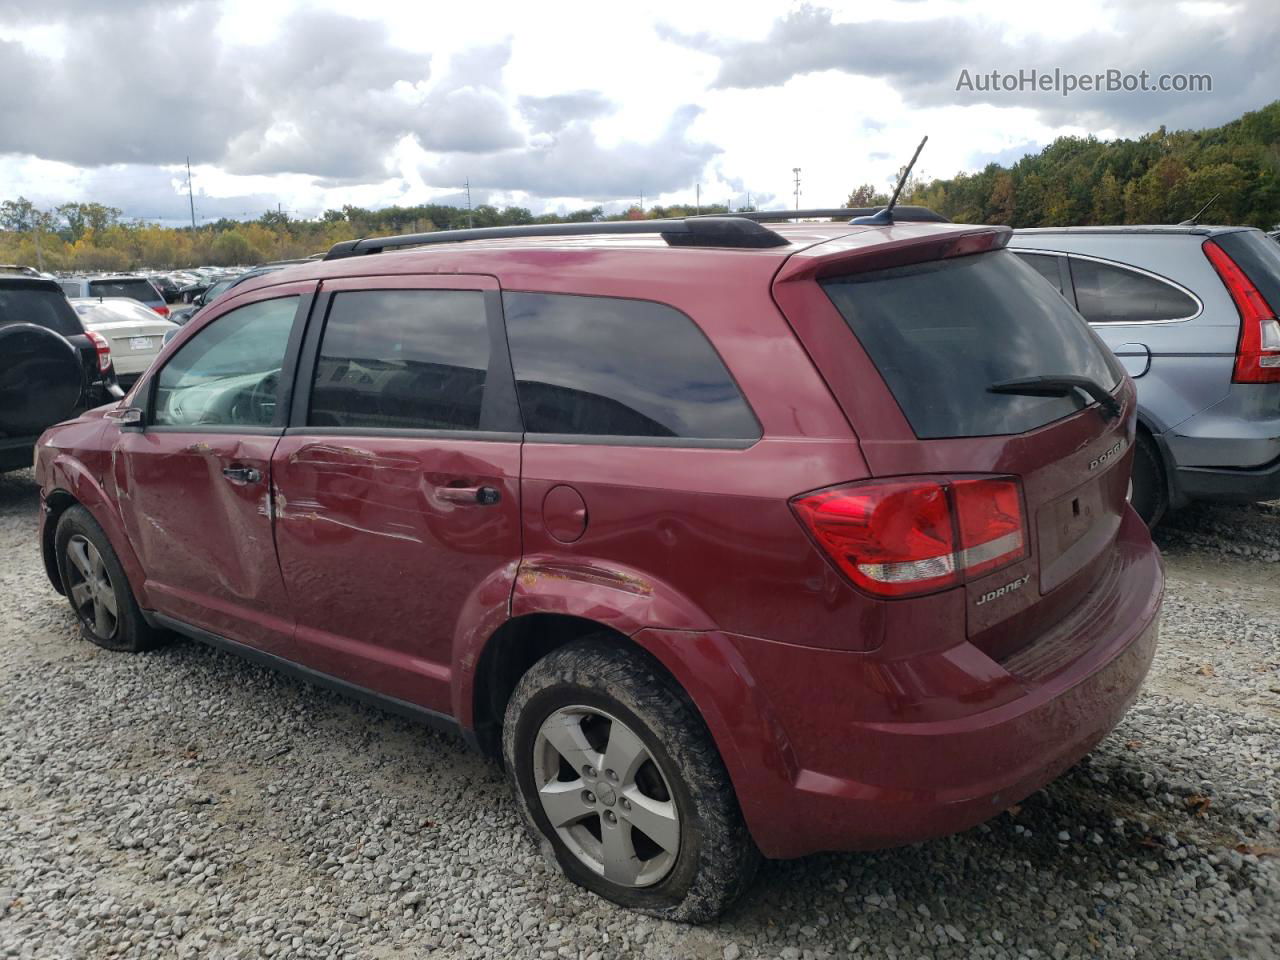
left=55, top=506, right=166, bottom=652
left=1129, top=432, right=1168, bottom=528
left=503, top=640, right=759, bottom=922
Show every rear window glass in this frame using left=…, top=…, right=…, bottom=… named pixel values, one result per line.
left=0, top=285, right=83, bottom=338
left=1213, top=230, right=1280, bottom=315
left=821, top=250, right=1122, bottom=439
left=503, top=292, right=760, bottom=442
left=87, top=278, right=158, bottom=302
left=1068, top=258, right=1198, bottom=323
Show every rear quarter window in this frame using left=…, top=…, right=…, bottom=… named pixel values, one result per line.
left=821, top=250, right=1122, bottom=439
left=502, top=292, right=760, bottom=443
left=1068, top=258, right=1199, bottom=323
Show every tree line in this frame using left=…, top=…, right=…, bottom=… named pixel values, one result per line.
left=3, top=100, right=1277, bottom=273
left=851, top=100, right=1280, bottom=229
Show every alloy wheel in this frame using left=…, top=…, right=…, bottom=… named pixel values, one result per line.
left=65, top=535, right=118, bottom=641
left=533, top=706, right=681, bottom=888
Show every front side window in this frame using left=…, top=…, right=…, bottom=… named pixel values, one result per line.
left=502, top=292, right=759, bottom=441
left=1069, top=258, right=1198, bottom=323
left=308, top=289, right=491, bottom=431
left=153, top=296, right=297, bottom=427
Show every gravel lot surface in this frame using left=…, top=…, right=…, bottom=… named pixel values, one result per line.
left=1, top=467, right=1277, bottom=959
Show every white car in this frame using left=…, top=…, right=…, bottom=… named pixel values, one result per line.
left=68, top=298, right=178, bottom=386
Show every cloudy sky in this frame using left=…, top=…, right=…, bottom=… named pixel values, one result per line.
left=0, top=0, right=1274, bottom=224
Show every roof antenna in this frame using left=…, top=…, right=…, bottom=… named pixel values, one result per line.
left=1178, top=192, right=1220, bottom=226
left=851, top=135, right=928, bottom=226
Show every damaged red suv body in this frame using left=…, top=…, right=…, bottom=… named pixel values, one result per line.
left=35, top=212, right=1163, bottom=920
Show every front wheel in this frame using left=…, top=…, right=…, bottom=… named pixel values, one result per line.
left=503, top=640, right=760, bottom=922
left=54, top=505, right=166, bottom=652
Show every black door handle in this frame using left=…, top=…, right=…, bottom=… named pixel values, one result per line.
left=222, top=466, right=263, bottom=484
left=436, top=484, right=501, bottom=505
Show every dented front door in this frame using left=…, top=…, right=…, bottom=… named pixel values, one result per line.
left=110, top=285, right=317, bottom=658
left=113, top=430, right=294, bottom=655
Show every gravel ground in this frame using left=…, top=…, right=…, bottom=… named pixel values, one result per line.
left=1, top=466, right=1277, bottom=960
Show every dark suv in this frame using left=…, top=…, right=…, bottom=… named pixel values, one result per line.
left=34, top=212, right=1164, bottom=921
left=1, top=274, right=122, bottom=473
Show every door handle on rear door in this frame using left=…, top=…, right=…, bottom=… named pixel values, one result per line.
left=436, top=484, right=501, bottom=506
left=222, top=466, right=263, bottom=484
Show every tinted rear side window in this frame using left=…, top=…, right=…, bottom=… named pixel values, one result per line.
left=821, top=250, right=1122, bottom=439
left=502, top=292, right=759, bottom=442
left=1069, top=258, right=1198, bottom=323
left=1015, top=252, right=1063, bottom=293
left=309, top=289, right=491, bottom=432
left=88, top=279, right=159, bottom=302
left=0, top=285, right=83, bottom=338
left=1213, top=230, right=1280, bottom=314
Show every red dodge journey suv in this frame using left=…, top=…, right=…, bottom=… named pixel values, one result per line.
left=35, top=209, right=1164, bottom=921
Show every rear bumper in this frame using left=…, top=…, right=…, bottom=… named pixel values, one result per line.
left=1175, top=453, right=1280, bottom=503
left=638, top=509, right=1164, bottom=859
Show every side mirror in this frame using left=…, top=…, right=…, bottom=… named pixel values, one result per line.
left=104, top=406, right=143, bottom=429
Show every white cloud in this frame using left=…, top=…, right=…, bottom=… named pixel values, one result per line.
left=0, top=0, right=1274, bottom=220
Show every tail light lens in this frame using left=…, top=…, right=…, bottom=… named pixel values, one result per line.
left=85, top=329, right=112, bottom=373
left=153, top=304, right=170, bottom=317
left=790, top=476, right=1026, bottom=598
left=1203, top=239, right=1280, bottom=384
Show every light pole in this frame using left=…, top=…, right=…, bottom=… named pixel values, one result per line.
left=792, top=168, right=801, bottom=214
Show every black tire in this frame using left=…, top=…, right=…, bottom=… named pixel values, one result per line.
left=0, top=323, right=83, bottom=435
left=1129, top=432, right=1168, bottom=528
left=54, top=505, right=166, bottom=653
left=503, top=639, right=760, bottom=922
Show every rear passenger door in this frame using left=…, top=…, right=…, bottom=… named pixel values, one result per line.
left=270, top=276, right=523, bottom=715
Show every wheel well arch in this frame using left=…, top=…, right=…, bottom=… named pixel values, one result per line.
left=469, top=614, right=686, bottom=760
left=1132, top=413, right=1177, bottom=504
left=41, top=488, right=80, bottom=594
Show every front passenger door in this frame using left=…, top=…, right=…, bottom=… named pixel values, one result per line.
left=113, top=287, right=314, bottom=656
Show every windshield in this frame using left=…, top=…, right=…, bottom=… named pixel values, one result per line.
left=821, top=249, right=1123, bottom=439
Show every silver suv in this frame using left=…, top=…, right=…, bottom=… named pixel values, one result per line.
left=1010, top=226, right=1280, bottom=525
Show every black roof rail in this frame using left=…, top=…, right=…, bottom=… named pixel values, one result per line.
left=324, top=216, right=789, bottom=261
left=728, top=206, right=950, bottom=224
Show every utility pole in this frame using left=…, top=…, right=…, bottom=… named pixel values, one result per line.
left=792, top=168, right=802, bottom=214
left=695, top=183, right=700, bottom=215
left=32, top=214, right=43, bottom=272
left=186, top=157, right=197, bottom=232
left=465, top=178, right=473, bottom=229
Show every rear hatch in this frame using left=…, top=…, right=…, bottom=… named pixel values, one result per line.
left=774, top=227, right=1134, bottom=664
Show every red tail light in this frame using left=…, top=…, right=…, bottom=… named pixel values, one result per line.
left=1203, top=239, right=1280, bottom=384
left=85, top=329, right=112, bottom=373
left=153, top=304, right=170, bottom=317
left=790, top=476, right=1026, bottom=598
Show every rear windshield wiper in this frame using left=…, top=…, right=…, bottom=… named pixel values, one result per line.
left=987, top=375, right=1121, bottom=421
